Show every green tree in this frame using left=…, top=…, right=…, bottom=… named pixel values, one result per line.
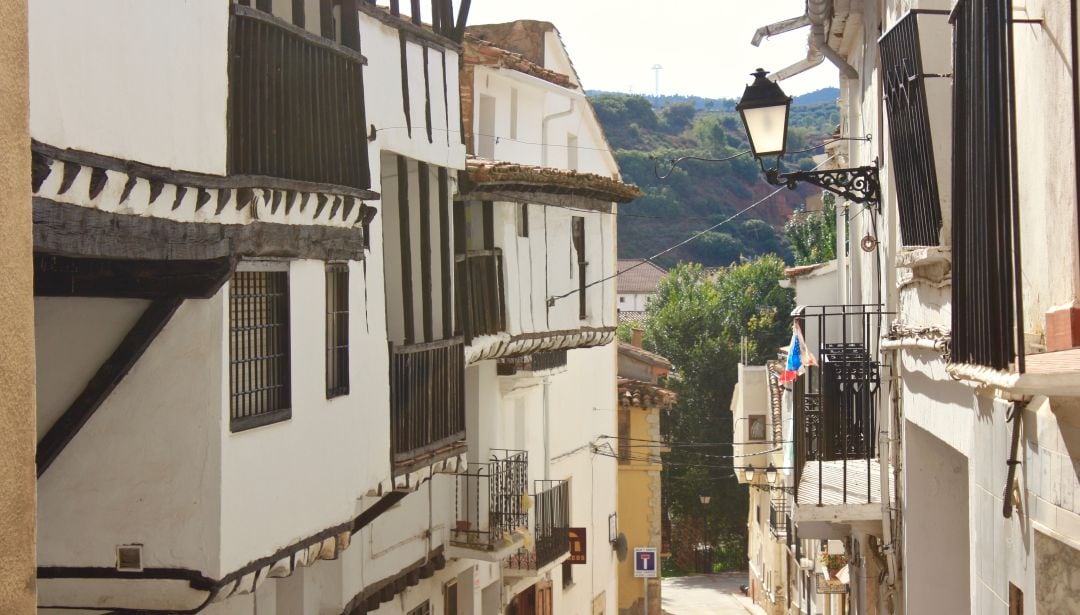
left=644, top=258, right=793, bottom=572
left=784, top=193, right=837, bottom=265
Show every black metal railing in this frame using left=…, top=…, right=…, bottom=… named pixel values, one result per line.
left=880, top=11, right=943, bottom=246
left=770, top=497, right=789, bottom=538
left=496, top=350, right=569, bottom=375
left=229, top=5, right=371, bottom=190
left=390, top=337, right=465, bottom=468
left=951, top=0, right=1022, bottom=370
left=505, top=480, right=570, bottom=571
left=792, top=305, right=888, bottom=506
left=452, top=450, right=529, bottom=550
left=456, top=249, right=506, bottom=344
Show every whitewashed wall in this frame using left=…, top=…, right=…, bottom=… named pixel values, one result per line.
left=29, top=0, right=230, bottom=174
left=618, top=292, right=651, bottom=312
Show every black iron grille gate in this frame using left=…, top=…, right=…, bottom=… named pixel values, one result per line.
left=453, top=450, right=529, bottom=549
left=880, top=11, right=943, bottom=246
left=950, top=0, right=1022, bottom=370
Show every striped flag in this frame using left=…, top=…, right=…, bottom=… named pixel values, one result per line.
left=779, top=322, right=816, bottom=384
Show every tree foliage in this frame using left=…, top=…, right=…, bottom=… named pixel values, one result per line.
left=643, top=257, right=793, bottom=571
left=784, top=192, right=838, bottom=265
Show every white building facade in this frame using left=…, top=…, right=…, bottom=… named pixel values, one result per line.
left=737, top=0, right=1080, bottom=613
left=31, top=3, right=634, bottom=615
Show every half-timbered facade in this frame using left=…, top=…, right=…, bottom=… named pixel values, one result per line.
left=31, top=1, right=475, bottom=613
left=452, top=21, right=639, bottom=615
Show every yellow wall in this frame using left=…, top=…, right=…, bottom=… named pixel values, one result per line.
left=616, top=405, right=663, bottom=615
left=0, top=0, right=35, bottom=611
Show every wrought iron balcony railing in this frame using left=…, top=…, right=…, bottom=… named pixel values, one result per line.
left=452, top=450, right=529, bottom=551
left=389, top=337, right=465, bottom=470
left=505, top=480, right=570, bottom=573
left=770, top=497, right=789, bottom=538
left=792, top=305, right=890, bottom=506
left=456, top=249, right=506, bottom=344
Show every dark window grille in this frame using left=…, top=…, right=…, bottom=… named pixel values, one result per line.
left=456, top=249, right=506, bottom=344
left=452, top=450, right=529, bottom=550
left=390, top=338, right=466, bottom=468
left=326, top=263, right=349, bottom=398
left=496, top=350, right=568, bottom=375
left=230, top=270, right=291, bottom=431
left=228, top=5, right=371, bottom=190
left=951, top=0, right=1022, bottom=370
left=407, top=601, right=431, bottom=615
left=572, top=217, right=586, bottom=320
left=769, top=496, right=789, bottom=538
left=880, top=12, right=943, bottom=246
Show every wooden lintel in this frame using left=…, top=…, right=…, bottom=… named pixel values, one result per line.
left=34, top=254, right=236, bottom=300
left=37, top=297, right=185, bottom=477
left=34, top=198, right=368, bottom=262
left=462, top=189, right=615, bottom=214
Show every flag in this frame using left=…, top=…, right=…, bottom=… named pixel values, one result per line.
left=779, top=323, right=816, bottom=384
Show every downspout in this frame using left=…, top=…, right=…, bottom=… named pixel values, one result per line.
left=543, top=376, right=551, bottom=479
left=541, top=98, right=575, bottom=167
left=807, top=0, right=859, bottom=80
left=878, top=353, right=901, bottom=615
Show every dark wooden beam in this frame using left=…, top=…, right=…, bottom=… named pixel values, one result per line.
left=37, top=297, right=184, bottom=477
left=340, top=0, right=361, bottom=51
left=34, top=198, right=368, bottom=262
left=34, top=254, right=235, bottom=300
left=453, top=0, right=471, bottom=42
left=482, top=200, right=494, bottom=249
left=397, top=156, right=415, bottom=344
left=438, top=168, right=452, bottom=338
left=422, top=46, right=433, bottom=143
left=398, top=32, right=413, bottom=137
left=418, top=162, right=433, bottom=342
left=291, top=0, right=306, bottom=27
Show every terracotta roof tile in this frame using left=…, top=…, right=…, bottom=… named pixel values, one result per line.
left=462, top=157, right=642, bottom=203
left=618, top=342, right=673, bottom=370
left=617, top=259, right=667, bottom=293
left=462, top=35, right=577, bottom=89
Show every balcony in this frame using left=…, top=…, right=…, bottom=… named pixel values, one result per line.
left=228, top=4, right=371, bottom=191
left=456, top=249, right=507, bottom=344
left=449, top=450, right=530, bottom=561
left=390, top=338, right=466, bottom=473
left=504, top=480, right=570, bottom=577
left=791, top=305, right=893, bottom=530
left=770, top=496, right=789, bottom=539
left=496, top=350, right=569, bottom=376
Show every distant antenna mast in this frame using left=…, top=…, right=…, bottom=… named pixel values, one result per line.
left=651, top=64, right=663, bottom=98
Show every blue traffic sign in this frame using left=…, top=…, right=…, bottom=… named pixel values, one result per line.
left=634, top=547, right=658, bottom=578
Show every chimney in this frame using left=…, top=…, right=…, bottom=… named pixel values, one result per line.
left=631, top=328, right=644, bottom=348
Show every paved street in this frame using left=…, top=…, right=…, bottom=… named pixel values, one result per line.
left=662, top=573, right=767, bottom=615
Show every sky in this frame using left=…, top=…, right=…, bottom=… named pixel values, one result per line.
left=464, top=0, right=838, bottom=99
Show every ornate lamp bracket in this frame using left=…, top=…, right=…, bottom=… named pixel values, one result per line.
left=765, top=164, right=881, bottom=206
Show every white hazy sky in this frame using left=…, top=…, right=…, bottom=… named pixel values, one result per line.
left=465, top=0, right=837, bottom=99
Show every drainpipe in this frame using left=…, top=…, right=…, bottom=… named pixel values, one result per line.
left=878, top=351, right=902, bottom=614
left=807, top=0, right=859, bottom=79
left=541, top=99, right=574, bottom=167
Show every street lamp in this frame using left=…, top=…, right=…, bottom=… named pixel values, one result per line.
left=765, top=463, right=778, bottom=485
left=699, top=493, right=712, bottom=573
left=699, top=494, right=711, bottom=505
left=736, top=68, right=881, bottom=205
left=743, top=464, right=756, bottom=483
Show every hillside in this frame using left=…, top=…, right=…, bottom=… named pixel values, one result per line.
left=590, top=89, right=840, bottom=267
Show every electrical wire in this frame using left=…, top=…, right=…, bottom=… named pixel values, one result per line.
left=549, top=155, right=835, bottom=304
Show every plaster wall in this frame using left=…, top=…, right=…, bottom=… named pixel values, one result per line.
left=1012, top=0, right=1080, bottom=342
left=470, top=66, right=619, bottom=178
left=486, top=200, right=615, bottom=335
left=28, top=0, right=229, bottom=174
left=360, top=17, right=466, bottom=171
left=617, top=292, right=651, bottom=312
left=0, top=0, right=34, bottom=609
left=36, top=296, right=224, bottom=574
left=617, top=405, right=663, bottom=615
left=219, top=258, right=388, bottom=574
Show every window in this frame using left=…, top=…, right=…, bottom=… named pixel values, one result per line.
left=567, top=133, right=579, bottom=170
left=230, top=266, right=291, bottom=432
left=326, top=263, right=349, bottom=398
left=572, top=216, right=586, bottom=319
left=444, top=581, right=458, bottom=615
left=950, top=0, right=1021, bottom=369
left=748, top=415, right=766, bottom=441
left=1009, top=583, right=1023, bottom=615
left=562, top=561, right=574, bottom=588
left=510, top=87, right=519, bottom=139
left=516, top=203, right=529, bottom=238
left=407, top=601, right=431, bottom=615
left=478, top=95, right=496, bottom=159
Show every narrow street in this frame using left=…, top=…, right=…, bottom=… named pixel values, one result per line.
left=662, top=573, right=767, bottom=615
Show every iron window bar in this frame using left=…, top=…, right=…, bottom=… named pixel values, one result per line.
left=229, top=269, right=292, bottom=432
left=326, top=263, right=350, bottom=398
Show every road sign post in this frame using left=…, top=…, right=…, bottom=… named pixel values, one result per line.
left=634, top=547, right=659, bottom=615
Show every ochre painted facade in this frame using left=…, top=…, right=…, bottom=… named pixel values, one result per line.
left=0, top=0, right=35, bottom=612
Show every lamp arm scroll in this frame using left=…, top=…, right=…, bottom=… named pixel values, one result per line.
left=765, top=164, right=881, bottom=206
